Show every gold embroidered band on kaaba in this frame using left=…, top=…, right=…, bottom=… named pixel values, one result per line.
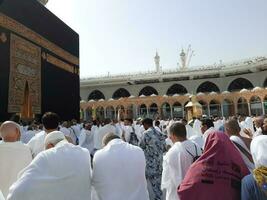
left=0, top=12, right=79, bottom=67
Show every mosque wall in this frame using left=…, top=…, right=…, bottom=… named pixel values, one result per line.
left=80, top=71, right=266, bottom=101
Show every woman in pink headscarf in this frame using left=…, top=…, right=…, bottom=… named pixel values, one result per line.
left=178, top=131, right=249, bottom=200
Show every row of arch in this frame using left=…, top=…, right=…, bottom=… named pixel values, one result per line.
left=83, top=95, right=267, bottom=120
left=88, top=78, right=267, bottom=101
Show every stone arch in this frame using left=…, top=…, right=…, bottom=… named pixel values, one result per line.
left=166, top=84, right=188, bottom=96
left=139, top=86, right=158, bottom=96
left=88, top=90, right=105, bottom=101
left=228, top=78, right=254, bottom=92
left=196, top=81, right=220, bottom=93
left=112, top=88, right=131, bottom=99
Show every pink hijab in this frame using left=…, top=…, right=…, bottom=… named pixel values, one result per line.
left=178, top=131, right=249, bottom=200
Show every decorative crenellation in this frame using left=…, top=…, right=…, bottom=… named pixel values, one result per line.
left=0, top=12, right=79, bottom=66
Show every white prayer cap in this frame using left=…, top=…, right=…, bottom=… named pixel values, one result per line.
left=251, top=135, right=267, bottom=168
left=44, top=131, right=66, bottom=148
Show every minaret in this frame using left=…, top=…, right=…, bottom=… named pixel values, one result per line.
left=180, top=49, right=186, bottom=70
left=154, top=51, right=161, bottom=73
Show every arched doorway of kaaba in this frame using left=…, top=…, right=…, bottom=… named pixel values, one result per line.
left=21, top=81, right=33, bottom=120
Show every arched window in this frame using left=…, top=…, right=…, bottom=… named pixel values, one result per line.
left=139, top=104, right=147, bottom=117
left=209, top=100, right=221, bottom=117
left=139, top=86, right=158, bottom=96
left=222, top=99, right=235, bottom=117
left=106, top=106, right=115, bottom=120
left=196, top=81, right=220, bottom=93
left=88, top=90, right=105, bottom=101
left=149, top=103, right=159, bottom=119
left=161, top=103, right=171, bottom=119
left=166, top=84, right=188, bottom=96
left=237, top=97, right=249, bottom=116
left=112, top=88, right=131, bottom=99
left=250, top=96, right=262, bottom=116
left=228, top=78, right=254, bottom=92
left=96, top=107, right=105, bottom=120
left=199, top=100, right=208, bottom=116
left=172, top=102, right=183, bottom=118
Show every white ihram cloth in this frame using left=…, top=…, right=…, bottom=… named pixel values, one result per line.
left=192, top=119, right=202, bottom=136
left=185, top=124, right=197, bottom=139
left=79, top=129, right=94, bottom=154
left=94, top=124, right=116, bottom=150
left=230, top=135, right=255, bottom=172
left=27, top=130, right=46, bottom=157
left=245, top=117, right=255, bottom=134
left=161, top=140, right=202, bottom=200
left=121, top=125, right=134, bottom=142
left=213, top=119, right=223, bottom=131
left=250, top=135, right=267, bottom=168
left=0, top=142, right=32, bottom=198
left=92, top=139, right=149, bottom=200
left=7, top=141, right=92, bottom=200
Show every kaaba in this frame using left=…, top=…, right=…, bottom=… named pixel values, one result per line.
left=0, top=0, right=80, bottom=122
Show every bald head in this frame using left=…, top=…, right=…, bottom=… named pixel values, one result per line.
left=0, top=121, right=21, bottom=142
left=225, top=119, right=241, bottom=137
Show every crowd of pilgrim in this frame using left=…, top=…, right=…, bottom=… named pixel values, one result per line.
left=0, top=112, right=267, bottom=200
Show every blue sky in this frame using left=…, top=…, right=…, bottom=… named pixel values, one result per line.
left=47, top=0, right=267, bottom=78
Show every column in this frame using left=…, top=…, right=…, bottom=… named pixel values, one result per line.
left=207, top=104, right=211, bottom=117
left=248, top=103, right=251, bottom=116
left=262, top=102, right=266, bottom=115
left=170, top=105, right=173, bottom=119
left=104, top=108, right=107, bottom=118
left=220, top=104, right=224, bottom=117
left=234, top=102, right=238, bottom=115
left=146, top=105, right=149, bottom=117
left=182, top=106, right=185, bottom=118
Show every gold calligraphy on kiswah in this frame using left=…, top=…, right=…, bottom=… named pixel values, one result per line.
left=0, top=12, right=79, bottom=66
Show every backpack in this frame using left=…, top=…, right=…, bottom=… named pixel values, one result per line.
left=185, top=143, right=200, bottom=163
left=129, top=127, right=139, bottom=146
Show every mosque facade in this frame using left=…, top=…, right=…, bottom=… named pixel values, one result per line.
left=80, top=51, right=267, bottom=121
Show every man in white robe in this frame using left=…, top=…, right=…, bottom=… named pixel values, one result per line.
left=92, top=133, right=149, bottom=200
left=27, top=112, right=60, bottom=157
left=201, top=118, right=215, bottom=148
left=162, top=122, right=202, bottom=200
left=7, top=131, right=92, bottom=200
left=225, top=119, right=255, bottom=172
left=121, top=118, right=135, bottom=143
left=0, top=121, right=32, bottom=198
left=94, top=119, right=116, bottom=150
left=79, top=123, right=94, bottom=155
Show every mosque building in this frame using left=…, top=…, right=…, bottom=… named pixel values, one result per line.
left=80, top=48, right=267, bottom=121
